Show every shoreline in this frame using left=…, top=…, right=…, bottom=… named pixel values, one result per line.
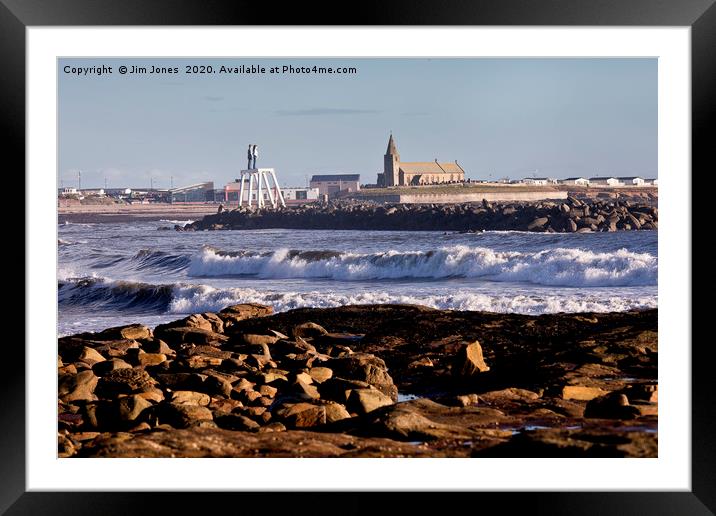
left=59, top=303, right=657, bottom=458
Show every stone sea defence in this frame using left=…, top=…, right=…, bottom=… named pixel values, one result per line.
left=59, top=304, right=657, bottom=458
left=182, top=197, right=657, bottom=233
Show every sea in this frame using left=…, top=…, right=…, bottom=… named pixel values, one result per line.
left=57, top=220, right=658, bottom=336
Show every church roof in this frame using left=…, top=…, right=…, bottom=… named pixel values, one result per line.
left=386, top=134, right=398, bottom=155
left=399, top=161, right=464, bottom=175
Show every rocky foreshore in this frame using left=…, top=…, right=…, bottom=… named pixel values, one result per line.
left=181, top=197, right=657, bottom=233
left=58, top=304, right=658, bottom=458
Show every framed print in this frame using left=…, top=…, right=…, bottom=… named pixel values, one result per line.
left=5, top=0, right=713, bottom=513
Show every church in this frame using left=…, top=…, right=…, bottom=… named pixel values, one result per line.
left=376, top=134, right=466, bottom=187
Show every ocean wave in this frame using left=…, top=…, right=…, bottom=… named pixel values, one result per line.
left=188, top=245, right=657, bottom=287
left=131, top=249, right=191, bottom=272
left=159, top=219, right=195, bottom=225
left=58, top=277, right=174, bottom=313
left=57, top=277, right=657, bottom=316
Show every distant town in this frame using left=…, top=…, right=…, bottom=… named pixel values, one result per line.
left=59, top=134, right=657, bottom=207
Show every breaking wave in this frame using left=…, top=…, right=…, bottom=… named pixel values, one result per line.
left=57, top=277, right=657, bottom=316
left=188, top=245, right=657, bottom=287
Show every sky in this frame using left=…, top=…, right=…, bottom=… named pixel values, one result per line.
left=58, top=58, right=657, bottom=189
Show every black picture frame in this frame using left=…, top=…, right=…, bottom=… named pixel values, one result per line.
left=4, top=0, right=711, bottom=514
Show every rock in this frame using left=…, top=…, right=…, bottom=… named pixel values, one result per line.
left=77, top=347, right=106, bottom=365
left=98, top=368, right=154, bottom=396
left=347, top=388, right=394, bottom=414
left=323, top=402, right=352, bottom=423
left=527, top=217, right=549, bottom=230
left=214, top=413, right=261, bottom=432
left=584, top=392, right=641, bottom=419
left=116, top=395, right=153, bottom=425
left=59, top=370, right=99, bottom=402
left=218, top=304, right=273, bottom=326
left=171, top=391, right=211, bottom=406
left=328, top=353, right=397, bottom=399
left=136, top=353, right=167, bottom=367
left=453, top=341, right=490, bottom=377
left=98, top=324, right=152, bottom=341
left=308, top=367, right=333, bottom=384
left=258, top=385, right=278, bottom=397
left=562, top=385, right=608, bottom=401
left=291, top=322, right=328, bottom=339
left=567, top=219, right=578, bottom=232
left=275, top=402, right=327, bottom=428
left=140, top=338, right=174, bottom=355
left=158, top=403, right=214, bottom=429
left=92, top=358, right=132, bottom=377
left=241, top=334, right=279, bottom=346
left=155, top=327, right=229, bottom=348
left=289, top=379, right=321, bottom=400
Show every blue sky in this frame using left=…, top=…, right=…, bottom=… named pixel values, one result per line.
left=58, top=58, right=657, bottom=189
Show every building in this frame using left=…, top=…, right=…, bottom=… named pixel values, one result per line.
left=558, top=177, right=590, bottom=186
left=522, top=177, right=550, bottom=185
left=589, top=177, right=623, bottom=187
left=617, top=176, right=646, bottom=186
left=168, top=182, right=214, bottom=203
left=309, top=174, right=360, bottom=196
left=282, top=187, right=320, bottom=205
left=377, top=134, right=465, bottom=187
left=59, top=187, right=78, bottom=196
left=645, top=178, right=658, bottom=186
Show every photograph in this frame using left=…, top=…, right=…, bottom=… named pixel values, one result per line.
left=56, top=56, right=660, bottom=459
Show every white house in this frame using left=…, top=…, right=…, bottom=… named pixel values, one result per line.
left=558, top=177, right=590, bottom=186
left=522, top=177, right=549, bottom=185
left=645, top=178, right=658, bottom=186
left=589, top=177, right=623, bottom=187
left=617, top=177, right=646, bottom=186
left=281, top=187, right=320, bottom=204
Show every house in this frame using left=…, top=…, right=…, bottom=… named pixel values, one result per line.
left=558, top=177, right=590, bottom=186
left=589, top=177, right=623, bottom=187
left=645, top=178, right=658, bottom=186
left=522, top=177, right=550, bottom=185
left=377, top=134, right=465, bottom=186
left=309, top=174, right=360, bottom=196
left=617, top=177, right=646, bottom=186
left=282, top=187, right=320, bottom=205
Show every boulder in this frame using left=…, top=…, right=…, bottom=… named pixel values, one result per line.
left=158, top=403, right=214, bottom=429
left=59, top=370, right=99, bottom=402
left=214, top=413, right=261, bottom=432
left=97, top=368, right=155, bottom=396
left=91, top=358, right=132, bottom=377
left=171, top=391, right=211, bottom=406
left=98, top=324, right=152, bottom=341
left=453, top=341, right=490, bottom=377
left=328, top=353, right=397, bottom=399
left=527, top=217, right=549, bottom=230
left=291, top=322, right=328, bottom=339
left=77, top=347, right=106, bottom=365
left=562, top=385, right=608, bottom=401
left=584, top=392, right=641, bottom=419
left=274, top=402, right=326, bottom=428
left=347, top=388, right=394, bottom=414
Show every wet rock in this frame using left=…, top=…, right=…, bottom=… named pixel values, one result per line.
left=292, top=322, right=328, bottom=339
left=562, top=385, right=608, bottom=401
left=584, top=392, right=641, bottom=419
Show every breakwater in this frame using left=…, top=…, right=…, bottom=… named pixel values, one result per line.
left=184, top=197, right=657, bottom=233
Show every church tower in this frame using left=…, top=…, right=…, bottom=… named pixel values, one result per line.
left=384, top=133, right=400, bottom=186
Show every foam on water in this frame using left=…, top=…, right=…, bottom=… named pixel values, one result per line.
left=188, top=245, right=656, bottom=287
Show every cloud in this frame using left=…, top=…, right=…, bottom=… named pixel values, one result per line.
left=276, top=108, right=380, bottom=116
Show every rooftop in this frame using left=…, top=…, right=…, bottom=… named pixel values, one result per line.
left=310, top=174, right=361, bottom=182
